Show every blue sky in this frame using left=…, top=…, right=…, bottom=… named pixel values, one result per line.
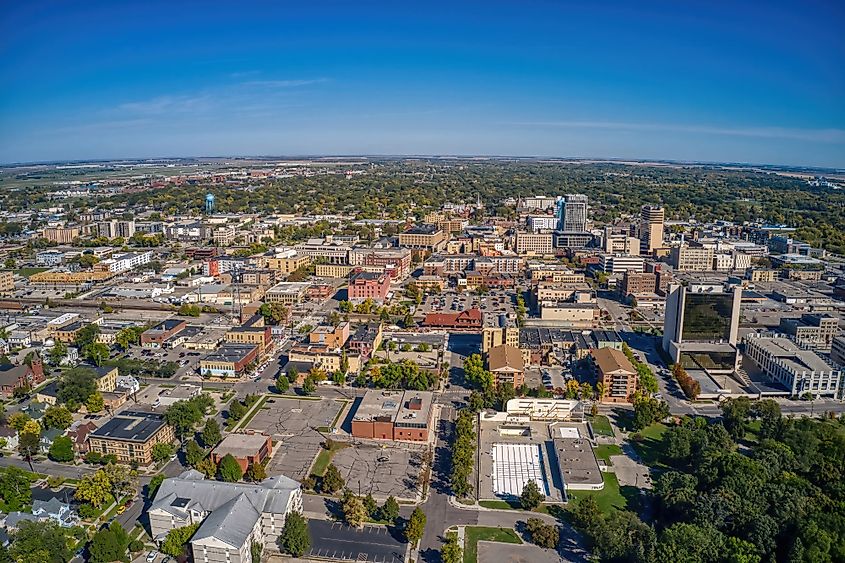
left=1, top=0, right=843, bottom=167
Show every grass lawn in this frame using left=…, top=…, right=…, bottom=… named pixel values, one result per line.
left=566, top=472, right=627, bottom=514
left=236, top=394, right=268, bottom=429
left=477, top=499, right=549, bottom=513
left=593, top=444, right=623, bottom=463
left=744, top=420, right=762, bottom=443
left=628, top=422, right=669, bottom=467
left=14, top=267, right=49, bottom=278
left=463, top=526, right=522, bottom=563
left=588, top=415, right=615, bottom=437
left=310, top=441, right=348, bottom=477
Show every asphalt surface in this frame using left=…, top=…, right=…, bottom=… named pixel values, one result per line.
left=307, top=520, right=407, bottom=563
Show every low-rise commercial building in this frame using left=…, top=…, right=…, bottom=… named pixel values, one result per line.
left=199, top=344, right=260, bottom=378
left=211, top=432, right=273, bottom=473
left=351, top=390, right=434, bottom=442
left=778, top=313, right=840, bottom=351
left=264, top=282, right=310, bottom=305
left=141, top=319, right=188, bottom=348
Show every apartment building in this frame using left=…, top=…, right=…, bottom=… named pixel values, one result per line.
left=398, top=224, right=446, bottom=252
left=42, top=226, right=79, bottom=244
left=212, top=225, right=237, bottom=246
left=487, top=344, right=525, bottom=388
left=640, top=205, right=665, bottom=254
left=670, top=245, right=715, bottom=271
left=591, top=347, right=637, bottom=404
left=0, top=271, right=14, bottom=294
left=266, top=252, right=312, bottom=275
left=225, top=323, right=273, bottom=358
left=94, top=251, right=153, bottom=273
left=515, top=232, right=554, bottom=255
left=88, top=411, right=176, bottom=465
left=348, top=270, right=391, bottom=303
left=309, top=322, right=350, bottom=348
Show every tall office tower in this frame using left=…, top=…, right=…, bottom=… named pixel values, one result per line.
left=640, top=205, right=665, bottom=254
left=662, top=284, right=742, bottom=373
left=557, top=194, right=588, bottom=231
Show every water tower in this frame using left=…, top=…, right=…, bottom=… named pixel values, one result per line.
left=205, top=193, right=215, bottom=214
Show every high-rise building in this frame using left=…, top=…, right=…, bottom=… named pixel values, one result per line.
left=557, top=194, right=588, bottom=232
left=640, top=205, right=665, bottom=254
left=663, top=284, right=741, bottom=373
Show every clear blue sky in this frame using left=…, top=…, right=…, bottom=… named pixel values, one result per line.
left=1, top=0, right=843, bottom=167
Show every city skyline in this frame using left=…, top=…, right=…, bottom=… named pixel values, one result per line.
left=1, top=1, right=843, bottom=167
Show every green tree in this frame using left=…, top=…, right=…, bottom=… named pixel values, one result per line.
left=74, top=323, right=100, bottom=350
left=48, top=435, right=75, bottom=462
left=246, top=462, right=267, bottom=482
left=302, top=376, right=316, bottom=395
left=43, top=405, right=73, bottom=430
left=363, top=493, right=378, bottom=518
left=321, top=463, right=345, bottom=494
left=0, top=466, right=33, bottom=511
left=520, top=479, right=544, bottom=510
left=200, top=418, right=222, bottom=448
left=75, top=469, right=112, bottom=507
left=217, top=453, right=244, bottom=482
left=275, top=374, right=290, bottom=394
left=152, top=442, right=176, bottom=463
left=228, top=399, right=247, bottom=423
left=525, top=518, right=560, bottom=549
left=378, top=496, right=400, bottom=523
left=85, top=342, right=110, bottom=366
left=441, top=536, right=463, bottom=563
left=165, top=398, right=206, bottom=442
left=86, top=391, right=105, bottom=414
left=57, top=366, right=98, bottom=406
left=161, top=523, right=200, bottom=557
left=48, top=340, right=68, bottom=364
left=18, top=430, right=41, bottom=472
left=9, top=520, right=73, bottom=563
left=405, top=507, right=426, bottom=546
left=341, top=490, right=367, bottom=527
left=89, top=521, right=130, bottom=563
left=148, top=474, right=166, bottom=498
left=279, top=512, right=310, bottom=557
left=721, top=397, right=752, bottom=440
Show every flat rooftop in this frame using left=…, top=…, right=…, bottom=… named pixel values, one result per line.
left=213, top=432, right=271, bottom=458
left=90, top=411, right=167, bottom=443
left=203, top=344, right=257, bottom=363
left=552, top=436, right=603, bottom=488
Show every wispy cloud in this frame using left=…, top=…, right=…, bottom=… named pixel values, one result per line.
left=507, top=120, right=845, bottom=144
left=114, top=78, right=328, bottom=117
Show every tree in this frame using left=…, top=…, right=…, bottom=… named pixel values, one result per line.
left=463, top=354, right=493, bottom=391
left=101, top=463, right=137, bottom=499
left=43, top=405, right=73, bottom=430
left=161, top=523, right=200, bottom=557
left=341, top=490, right=367, bottom=527
left=18, top=430, right=40, bottom=471
left=279, top=512, right=310, bottom=557
left=302, top=376, right=317, bottom=395
left=177, top=304, right=201, bottom=317
left=8, top=412, right=31, bottom=432
left=86, top=391, right=105, bottom=414
left=148, top=474, right=166, bottom=498
left=57, top=366, right=98, bottom=406
left=259, top=302, right=289, bottom=325
left=89, top=521, right=130, bottom=563
left=321, top=463, right=345, bottom=494
left=0, top=466, right=33, bottom=511
left=251, top=541, right=263, bottom=563
left=48, top=436, right=75, bottom=462
left=275, top=374, right=290, bottom=394
left=200, top=418, right=222, bottom=448
left=363, top=493, right=378, bottom=518
left=217, top=453, right=244, bottom=482
left=228, top=399, right=247, bottom=423
left=339, top=300, right=353, bottom=313
left=525, top=518, right=560, bottom=549
left=721, top=397, right=752, bottom=440
left=632, top=396, right=669, bottom=430
left=520, top=479, right=544, bottom=510
left=85, top=342, right=110, bottom=366
left=196, top=456, right=218, bottom=479
left=75, top=470, right=112, bottom=507
left=246, top=462, right=267, bottom=482
left=152, top=442, right=176, bottom=463
left=441, top=536, right=463, bottom=563
left=165, top=398, right=206, bottom=441
left=74, top=323, right=100, bottom=350
left=9, top=521, right=73, bottom=563
left=405, top=507, right=426, bottom=546
left=48, top=340, right=68, bottom=364
left=378, top=496, right=400, bottom=523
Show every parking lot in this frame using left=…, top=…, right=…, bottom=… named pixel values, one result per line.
left=305, top=520, right=407, bottom=563
left=331, top=441, right=429, bottom=501
left=243, top=396, right=347, bottom=480
left=416, top=288, right=519, bottom=318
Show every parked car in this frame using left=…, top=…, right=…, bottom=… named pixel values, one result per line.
left=146, top=551, right=158, bottom=563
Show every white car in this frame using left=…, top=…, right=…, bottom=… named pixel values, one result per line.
left=146, top=551, right=158, bottom=563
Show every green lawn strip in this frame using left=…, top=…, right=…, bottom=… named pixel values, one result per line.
left=235, top=394, right=268, bottom=429
left=268, top=392, right=322, bottom=401
left=587, top=415, right=614, bottom=437
left=464, top=526, right=522, bottom=563
left=566, top=472, right=627, bottom=514
left=593, top=444, right=623, bottom=463
left=477, top=499, right=550, bottom=513
left=310, top=441, right=349, bottom=477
